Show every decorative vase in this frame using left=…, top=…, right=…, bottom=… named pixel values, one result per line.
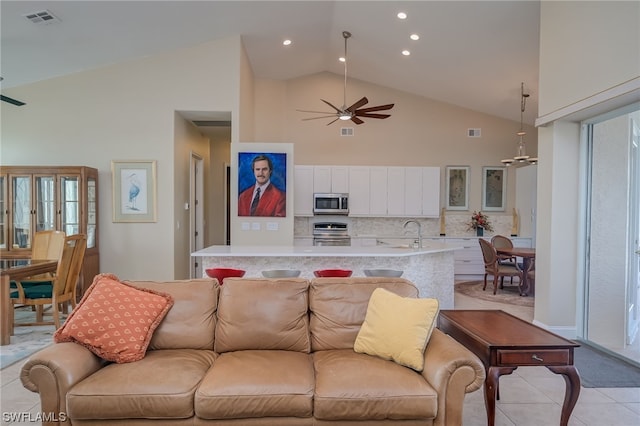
left=476, top=227, right=484, bottom=237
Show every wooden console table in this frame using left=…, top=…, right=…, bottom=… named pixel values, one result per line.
left=438, top=310, right=580, bottom=426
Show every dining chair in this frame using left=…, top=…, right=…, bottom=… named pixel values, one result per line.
left=23, top=230, right=66, bottom=282
left=490, top=234, right=518, bottom=287
left=478, top=238, right=522, bottom=295
left=9, top=234, right=87, bottom=329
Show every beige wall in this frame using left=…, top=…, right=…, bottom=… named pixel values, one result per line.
left=254, top=72, right=538, bottom=217
left=536, top=1, right=640, bottom=335
left=0, top=37, right=243, bottom=280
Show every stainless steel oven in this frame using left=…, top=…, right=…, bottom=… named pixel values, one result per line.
left=312, top=222, right=351, bottom=246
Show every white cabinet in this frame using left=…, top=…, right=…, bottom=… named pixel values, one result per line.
left=386, top=167, right=440, bottom=217
left=449, top=238, right=485, bottom=276
left=516, top=165, right=537, bottom=244
left=386, top=167, right=405, bottom=216
left=421, top=167, right=441, bottom=217
left=313, top=166, right=349, bottom=193
left=347, top=167, right=370, bottom=216
left=294, top=166, right=315, bottom=216
left=369, top=167, right=388, bottom=215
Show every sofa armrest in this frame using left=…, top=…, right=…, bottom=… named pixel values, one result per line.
left=421, top=328, right=485, bottom=426
left=20, top=343, right=104, bottom=426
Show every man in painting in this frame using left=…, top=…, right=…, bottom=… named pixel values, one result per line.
left=238, top=154, right=286, bottom=217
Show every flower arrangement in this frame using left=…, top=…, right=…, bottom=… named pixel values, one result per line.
left=468, top=211, right=493, bottom=232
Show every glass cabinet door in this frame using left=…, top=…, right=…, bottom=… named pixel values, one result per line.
left=87, top=177, right=97, bottom=248
left=0, top=175, right=6, bottom=249
left=11, top=175, right=32, bottom=249
left=34, top=175, right=56, bottom=232
left=59, top=175, right=80, bottom=236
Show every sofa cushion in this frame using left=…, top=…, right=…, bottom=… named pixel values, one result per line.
left=66, top=349, right=216, bottom=420
left=354, top=288, right=439, bottom=371
left=309, top=278, right=419, bottom=351
left=127, top=278, right=218, bottom=350
left=195, top=350, right=314, bottom=419
left=53, top=273, right=173, bottom=363
left=214, top=278, right=310, bottom=353
left=313, top=349, right=437, bottom=421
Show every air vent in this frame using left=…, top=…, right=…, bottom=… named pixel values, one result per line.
left=341, top=127, right=354, bottom=137
left=467, top=128, right=481, bottom=138
left=24, top=10, right=60, bottom=25
left=192, top=120, right=231, bottom=127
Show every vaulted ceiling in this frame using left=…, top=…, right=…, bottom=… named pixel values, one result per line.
left=1, top=1, right=540, bottom=125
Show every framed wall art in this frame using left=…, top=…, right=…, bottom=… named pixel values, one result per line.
left=237, top=152, right=287, bottom=217
left=482, top=166, right=507, bottom=211
left=112, top=160, right=157, bottom=222
left=445, top=166, right=469, bottom=210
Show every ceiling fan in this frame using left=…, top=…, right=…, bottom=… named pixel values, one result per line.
left=0, top=77, right=26, bottom=106
left=297, top=31, right=394, bottom=125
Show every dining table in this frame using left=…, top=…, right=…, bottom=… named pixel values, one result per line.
left=0, top=258, right=58, bottom=345
left=495, top=247, right=536, bottom=296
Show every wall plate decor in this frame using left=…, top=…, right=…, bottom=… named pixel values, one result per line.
left=445, top=166, right=469, bottom=211
left=482, top=166, right=506, bottom=211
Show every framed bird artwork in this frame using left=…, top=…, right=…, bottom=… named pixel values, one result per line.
left=111, top=160, right=157, bottom=222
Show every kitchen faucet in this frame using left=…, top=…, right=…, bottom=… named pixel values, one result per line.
left=403, top=220, right=422, bottom=248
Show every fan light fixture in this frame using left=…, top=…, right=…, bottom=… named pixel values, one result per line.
left=501, top=82, right=537, bottom=166
left=296, top=31, right=394, bottom=126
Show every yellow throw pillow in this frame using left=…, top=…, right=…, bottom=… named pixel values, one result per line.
left=354, top=288, right=439, bottom=371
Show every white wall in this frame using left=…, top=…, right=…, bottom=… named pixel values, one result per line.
left=0, top=37, right=243, bottom=280
left=536, top=1, right=640, bottom=335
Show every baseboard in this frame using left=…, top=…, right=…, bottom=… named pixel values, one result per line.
left=532, top=319, right=578, bottom=340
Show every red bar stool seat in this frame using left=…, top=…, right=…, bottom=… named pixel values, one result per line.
left=205, top=268, right=246, bottom=285
left=313, top=269, right=352, bottom=278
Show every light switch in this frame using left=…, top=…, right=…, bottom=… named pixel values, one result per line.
left=267, top=222, right=278, bottom=231
left=251, top=222, right=261, bottom=231
left=241, top=222, right=250, bottom=231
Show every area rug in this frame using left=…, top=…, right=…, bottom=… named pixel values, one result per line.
left=0, top=307, right=57, bottom=369
left=574, top=344, right=640, bottom=388
left=454, top=280, right=534, bottom=307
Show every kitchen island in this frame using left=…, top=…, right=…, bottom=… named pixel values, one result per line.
left=192, top=243, right=458, bottom=308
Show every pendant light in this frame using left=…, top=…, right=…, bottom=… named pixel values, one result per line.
left=501, top=83, right=537, bottom=166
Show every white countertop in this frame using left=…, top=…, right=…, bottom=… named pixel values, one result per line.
left=192, top=242, right=458, bottom=258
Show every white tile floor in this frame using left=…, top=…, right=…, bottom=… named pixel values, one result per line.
left=1, top=291, right=639, bottom=425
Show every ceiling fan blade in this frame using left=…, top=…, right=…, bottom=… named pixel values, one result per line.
left=297, top=109, right=335, bottom=114
left=350, top=116, right=365, bottom=125
left=355, top=103, right=394, bottom=113
left=355, top=113, right=391, bottom=119
left=326, top=117, right=340, bottom=126
left=346, top=97, right=368, bottom=112
left=321, top=99, right=343, bottom=113
left=302, top=115, right=340, bottom=121
left=1, top=95, right=25, bottom=106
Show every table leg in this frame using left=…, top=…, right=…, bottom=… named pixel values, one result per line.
left=1, top=275, right=10, bottom=346
left=519, top=257, right=533, bottom=296
left=547, top=365, right=581, bottom=426
left=484, top=366, right=516, bottom=426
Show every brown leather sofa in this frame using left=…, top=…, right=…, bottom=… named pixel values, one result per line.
left=21, top=277, right=485, bottom=426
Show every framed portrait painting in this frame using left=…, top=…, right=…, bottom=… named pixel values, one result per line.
left=445, top=166, right=469, bottom=210
left=482, top=166, right=507, bottom=211
left=111, top=160, right=157, bottom=222
left=237, top=152, right=287, bottom=217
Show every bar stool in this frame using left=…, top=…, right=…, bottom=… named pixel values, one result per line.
left=205, top=268, right=245, bottom=285
left=313, top=269, right=353, bottom=278
left=363, top=269, right=404, bottom=277
left=262, top=269, right=301, bottom=278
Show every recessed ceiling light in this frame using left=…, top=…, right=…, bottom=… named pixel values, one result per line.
left=283, top=39, right=292, bottom=46
left=397, top=12, right=407, bottom=20
left=402, top=50, right=411, bottom=56
left=410, top=34, right=420, bottom=41
left=339, top=57, right=346, bottom=63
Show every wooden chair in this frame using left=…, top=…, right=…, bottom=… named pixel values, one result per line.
left=24, top=230, right=66, bottom=281
left=478, top=238, right=522, bottom=295
left=491, top=234, right=518, bottom=287
left=10, top=234, right=87, bottom=329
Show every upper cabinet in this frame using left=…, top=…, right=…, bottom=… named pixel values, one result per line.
left=0, top=166, right=99, bottom=298
left=295, top=165, right=440, bottom=218
left=313, top=166, right=349, bottom=193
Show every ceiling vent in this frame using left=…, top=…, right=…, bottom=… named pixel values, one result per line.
left=192, top=120, right=231, bottom=127
left=341, top=127, right=354, bottom=137
left=467, top=128, right=481, bottom=138
left=24, top=10, right=60, bottom=25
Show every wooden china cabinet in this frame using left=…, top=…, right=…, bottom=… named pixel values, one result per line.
left=0, top=166, right=99, bottom=298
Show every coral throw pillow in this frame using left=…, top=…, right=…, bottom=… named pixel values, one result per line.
left=354, top=288, right=439, bottom=371
left=54, top=273, right=174, bottom=363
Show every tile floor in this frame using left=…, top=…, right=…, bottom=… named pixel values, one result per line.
left=1, top=291, right=639, bottom=425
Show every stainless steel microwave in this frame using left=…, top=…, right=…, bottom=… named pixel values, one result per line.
left=313, top=193, right=349, bottom=215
